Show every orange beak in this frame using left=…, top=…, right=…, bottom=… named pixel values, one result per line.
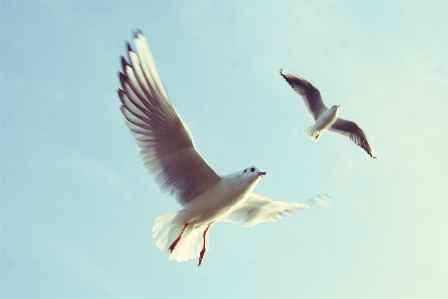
left=257, top=172, right=266, bottom=176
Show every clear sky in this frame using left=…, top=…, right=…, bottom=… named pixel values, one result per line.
left=1, top=1, right=447, bottom=298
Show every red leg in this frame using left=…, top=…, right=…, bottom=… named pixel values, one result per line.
left=169, top=223, right=189, bottom=252
left=198, top=226, right=210, bottom=267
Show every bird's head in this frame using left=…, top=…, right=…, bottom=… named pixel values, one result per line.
left=226, top=166, right=266, bottom=191
left=331, top=105, right=340, bottom=117
left=242, top=166, right=266, bottom=179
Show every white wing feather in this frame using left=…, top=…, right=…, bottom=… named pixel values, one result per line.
left=220, top=193, right=310, bottom=227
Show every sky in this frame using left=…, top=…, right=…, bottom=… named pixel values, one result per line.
left=1, top=1, right=447, bottom=298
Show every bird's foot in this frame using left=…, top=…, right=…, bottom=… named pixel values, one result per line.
left=169, top=237, right=180, bottom=252
left=198, top=248, right=206, bottom=267
left=197, top=226, right=210, bottom=267
left=169, top=223, right=189, bottom=252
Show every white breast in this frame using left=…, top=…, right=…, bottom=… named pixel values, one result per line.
left=183, top=175, right=261, bottom=228
left=315, top=108, right=339, bottom=131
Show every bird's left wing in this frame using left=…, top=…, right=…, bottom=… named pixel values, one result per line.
left=280, top=69, right=328, bottom=121
left=118, top=31, right=221, bottom=205
left=329, top=118, right=377, bottom=158
left=220, top=193, right=310, bottom=227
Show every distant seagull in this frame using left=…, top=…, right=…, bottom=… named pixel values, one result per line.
left=117, top=31, right=330, bottom=266
left=280, top=69, right=377, bottom=158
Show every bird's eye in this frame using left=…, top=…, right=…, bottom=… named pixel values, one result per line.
left=244, top=169, right=247, bottom=173
left=250, top=167, right=255, bottom=172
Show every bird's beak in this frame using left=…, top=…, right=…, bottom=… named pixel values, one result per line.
left=257, top=172, right=266, bottom=176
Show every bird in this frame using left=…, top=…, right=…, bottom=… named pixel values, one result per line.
left=280, top=69, right=377, bottom=158
left=117, top=30, right=330, bottom=266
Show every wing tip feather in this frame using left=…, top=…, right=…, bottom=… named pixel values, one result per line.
left=133, top=28, right=143, bottom=38
left=126, top=41, right=133, bottom=53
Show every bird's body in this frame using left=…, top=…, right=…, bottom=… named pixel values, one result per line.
left=117, top=31, right=329, bottom=266
left=180, top=170, right=262, bottom=229
left=304, top=105, right=340, bottom=141
left=153, top=167, right=265, bottom=264
left=280, top=69, right=377, bottom=158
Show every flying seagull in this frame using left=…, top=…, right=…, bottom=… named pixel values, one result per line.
left=117, top=31, right=330, bottom=266
left=280, top=69, right=377, bottom=158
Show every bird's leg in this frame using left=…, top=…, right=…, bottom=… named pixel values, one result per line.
left=198, top=226, right=210, bottom=267
left=169, top=223, right=189, bottom=252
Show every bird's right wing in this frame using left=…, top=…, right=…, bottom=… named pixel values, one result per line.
left=280, top=69, right=327, bottom=121
left=221, top=193, right=330, bottom=227
left=118, top=31, right=221, bottom=206
left=329, top=118, right=377, bottom=158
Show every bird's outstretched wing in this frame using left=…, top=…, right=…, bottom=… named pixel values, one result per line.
left=280, top=69, right=328, bottom=121
left=118, top=30, right=221, bottom=205
left=329, top=118, right=377, bottom=158
left=220, top=193, right=310, bottom=227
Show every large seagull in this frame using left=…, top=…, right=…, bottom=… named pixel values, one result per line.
left=117, top=31, right=329, bottom=266
left=280, top=69, right=377, bottom=158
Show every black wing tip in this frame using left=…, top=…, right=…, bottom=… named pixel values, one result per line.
left=121, top=56, right=131, bottom=72
left=279, top=69, right=302, bottom=83
left=362, top=146, right=377, bottom=159
left=339, top=128, right=377, bottom=159
left=126, top=41, right=133, bottom=53
left=361, top=136, right=377, bottom=159
left=133, top=28, right=143, bottom=38
left=366, top=151, right=377, bottom=159
left=124, top=29, right=144, bottom=56
left=280, top=69, right=294, bottom=76
left=117, top=88, right=127, bottom=102
left=280, top=70, right=309, bottom=83
left=279, top=70, right=290, bottom=82
left=118, top=72, right=130, bottom=89
left=118, top=71, right=127, bottom=80
left=280, top=69, right=291, bottom=80
left=280, top=69, right=288, bottom=78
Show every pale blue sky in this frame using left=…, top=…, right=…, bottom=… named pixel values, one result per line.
left=1, top=1, right=447, bottom=299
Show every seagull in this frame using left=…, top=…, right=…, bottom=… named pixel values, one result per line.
left=117, top=30, right=330, bottom=266
left=280, top=69, right=377, bottom=158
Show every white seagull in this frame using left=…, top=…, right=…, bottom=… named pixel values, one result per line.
left=280, top=69, right=377, bottom=158
left=117, top=30, right=330, bottom=266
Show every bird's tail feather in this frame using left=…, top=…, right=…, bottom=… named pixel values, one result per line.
left=303, top=126, right=321, bottom=142
left=152, top=211, right=208, bottom=262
